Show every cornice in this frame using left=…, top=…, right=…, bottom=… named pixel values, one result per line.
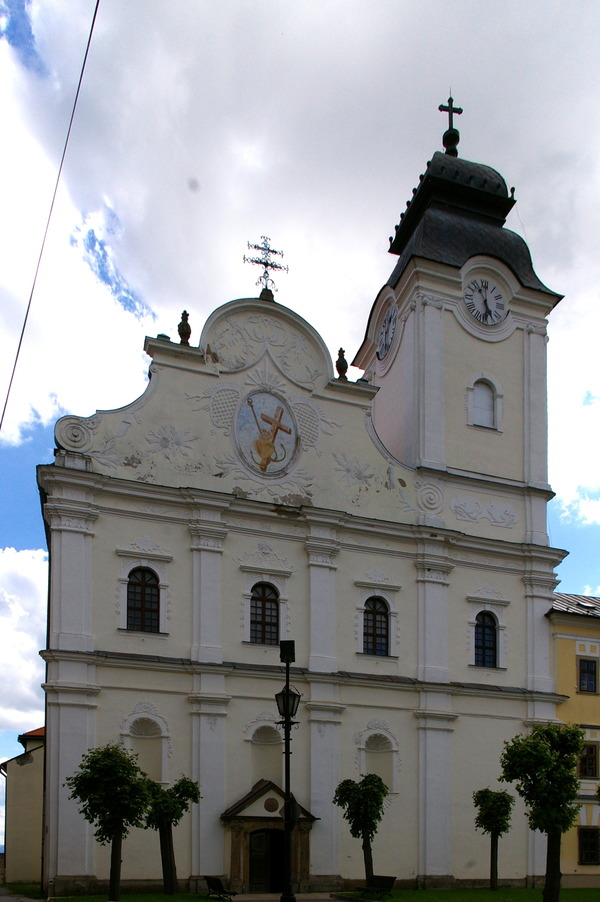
left=40, top=648, right=566, bottom=706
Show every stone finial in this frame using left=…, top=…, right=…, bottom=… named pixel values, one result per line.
left=178, top=310, right=191, bottom=346
left=336, top=348, right=348, bottom=381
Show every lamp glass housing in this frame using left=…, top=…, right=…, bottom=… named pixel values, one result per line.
left=276, top=685, right=301, bottom=719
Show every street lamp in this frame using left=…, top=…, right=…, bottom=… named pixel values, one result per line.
left=276, top=640, right=301, bottom=902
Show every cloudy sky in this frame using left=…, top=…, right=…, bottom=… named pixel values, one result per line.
left=2, top=0, right=600, bottom=836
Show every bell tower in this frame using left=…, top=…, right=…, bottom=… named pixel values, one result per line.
left=354, top=100, right=562, bottom=531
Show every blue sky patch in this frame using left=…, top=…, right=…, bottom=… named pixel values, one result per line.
left=0, top=0, right=48, bottom=76
left=72, top=208, right=155, bottom=320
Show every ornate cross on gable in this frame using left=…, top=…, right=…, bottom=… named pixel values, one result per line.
left=243, top=235, right=289, bottom=296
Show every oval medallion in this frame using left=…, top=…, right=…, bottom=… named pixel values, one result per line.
left=235, top=391, right=298, bottom=477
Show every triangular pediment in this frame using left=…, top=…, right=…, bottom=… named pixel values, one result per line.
left=221, top=779, right=315, bottom=821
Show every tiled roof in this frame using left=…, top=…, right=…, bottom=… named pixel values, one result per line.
left=20, top=726, right=45, bottom=737
left=552, top=593, right=600, bottom=618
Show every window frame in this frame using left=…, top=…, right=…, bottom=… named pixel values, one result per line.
left=578, top=658, right=598, bottom=694
left=466, top=592, right=509, bottom=670
left=127, top=566, right=160, bottom=633
left=474, top=610, right=498, bottom=668
left=116, top=541, right=172, bottom=634
left=579, top=826, right=600, bottom=865
left=466, top=374, right=503, bottom=432
left=363, top=596, right=390, bottom=657
left=354, top=577, right=400, bottom=658
left=249, top=581, right=280, bottom=646
left=579, top=742, right=599, bottom=779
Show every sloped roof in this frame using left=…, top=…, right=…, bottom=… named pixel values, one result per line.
left=221, top=778, right=315, bottom=821
left=552, top=594, right=600, bottom=618
left=18, top=726, right=45, bottom=747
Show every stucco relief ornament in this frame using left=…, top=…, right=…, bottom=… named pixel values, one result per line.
left=415, top=480, right=444, bottom=514
left=207, top=311, right=322, bottom=387
left=450, top=497, right=518, bottom=528
left=235, top=542, right=296, bottom=573
left=146, top=425, right=199, bottom=459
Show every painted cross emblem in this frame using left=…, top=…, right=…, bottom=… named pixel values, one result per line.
left=235, top=391, right=298, bottom=477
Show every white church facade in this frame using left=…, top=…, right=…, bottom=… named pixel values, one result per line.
left=38, top=119, right=567, bottom=893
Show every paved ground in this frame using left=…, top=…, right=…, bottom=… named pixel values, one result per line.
left=0, top=891, right=336, bottom=902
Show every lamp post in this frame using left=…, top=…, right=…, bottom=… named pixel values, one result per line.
left=275, top=640, right=301, bottom=902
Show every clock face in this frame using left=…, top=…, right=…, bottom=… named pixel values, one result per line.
left=376, top=306, right=397, bottom=359
left=463, top=278, right=505, bottom=325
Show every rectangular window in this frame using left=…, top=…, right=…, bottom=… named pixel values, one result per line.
left=579, top=658, right=598, bottom=693
left=579, top=827, right=600, bottom=865
left=579, top=743, right=599, bottom=779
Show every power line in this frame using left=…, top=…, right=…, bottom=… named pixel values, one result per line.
left=0, top=0, right=101, bottom=435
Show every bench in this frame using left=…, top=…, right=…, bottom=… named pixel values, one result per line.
left=359, top=875, right=396, bottom=897
left=204, top=875, right=238, bottom=901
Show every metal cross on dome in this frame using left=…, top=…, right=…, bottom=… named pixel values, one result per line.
left=438, top=94, right=463, bottom=157
left=438, top=95, right=463, bottom=130
left=244, top=235, right=289, bottom=294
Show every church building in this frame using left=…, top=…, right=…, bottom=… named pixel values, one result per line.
left=38, top=104, right=567, bottom=893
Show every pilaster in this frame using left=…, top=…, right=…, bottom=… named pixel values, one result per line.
left=189, top=506, right=229, bottom=663
left=305, top=690, right=346, bottom=874
left=189, top=678, right=231, bottom=876
left=415, top=544, right=454, bottom=683
left=414, top=695, right=457, bottom=884
left=43, top=500, right=98, bottom=652
left=305, top=514, right=341, bottom=674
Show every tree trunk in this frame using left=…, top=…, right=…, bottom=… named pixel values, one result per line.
left=109, top=830, right=123, bottom=901
left=543, top=832, right=562, bottom=902
left=490, top=833, right=498, bottom=890
left=362, top=835, right=374, bottom=883
left=159, top=821, right=178, bottom=894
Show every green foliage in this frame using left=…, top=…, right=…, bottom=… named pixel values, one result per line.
left=145, top=776, right=201, bottom=830
left=473, top=788, right=513, bottom=837
left=333, top=773, right=388, bottom=843
left=65, top=742, right=150, bottom=844
left=500, top=723, right=584, bottom=835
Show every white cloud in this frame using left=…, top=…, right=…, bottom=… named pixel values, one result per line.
left=0, top=548, right=47, bottom=732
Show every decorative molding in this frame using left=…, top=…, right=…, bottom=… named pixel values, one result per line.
left=450, top=497, right=518, bottom=528
left=236, top=542, right=296, bottom=575
left=305, top=538, right=340, bottom=569
left=43, top=503, right=99, bottom=534
left=466, top=587, right=510, bottom=607
left=414, top=556, right=454, bottom=586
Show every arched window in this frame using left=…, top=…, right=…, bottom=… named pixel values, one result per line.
left=363, top=597, right=389, bottom=656
left=250, top=582, right=279, bottom=645
left=364, top=732, right=394, bottom=789
left=474, top=611, right=497, bottom=667
left=473, top=380, right=495, bottom=428
left=127, top=567, right=160, bottom=633
left=250, top=724, right=282, bottom=785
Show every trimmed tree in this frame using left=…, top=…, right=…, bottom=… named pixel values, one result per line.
left=333, top=773, right=389, bottom=883
left=65, top=742, right=150, bottom=901
left=145, top=776, right=201, bottom=894
left=473, top=788, right=514, bottom=890
left=500, top=722, right=584, bottom=902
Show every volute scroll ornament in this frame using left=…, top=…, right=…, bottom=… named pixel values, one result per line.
left=55, top=415, right=99, bottom=453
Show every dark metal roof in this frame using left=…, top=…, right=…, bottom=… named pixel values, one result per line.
left=386, top=150, right=560, bottom=297
left=552, top=593, right=600, bottom=618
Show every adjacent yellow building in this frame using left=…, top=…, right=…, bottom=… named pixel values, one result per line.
left=550, top=594, right=600, bottom=887
left=0, top=727, right=45, bottom=884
